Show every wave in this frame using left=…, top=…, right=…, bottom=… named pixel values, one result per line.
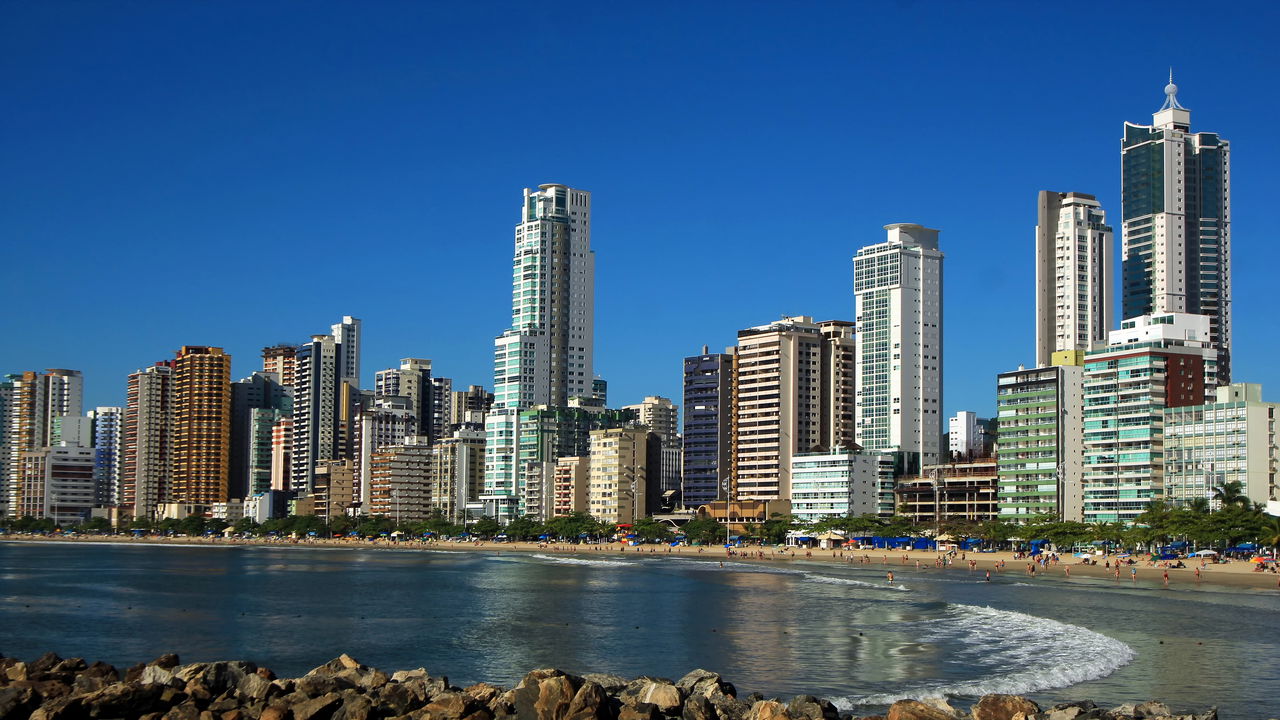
left=527, top=554, right=632, bottom=567
left=666, top=558, right=908, bottom=592
left=803, top=573, right=909, bottom=592
left=835, top=604, right=1135, bottom=707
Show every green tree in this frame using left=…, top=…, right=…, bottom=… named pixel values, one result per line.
left=503, top=515, right=545, bottom=541
left=83, top=516, right=112, bottom=533
left=233, top=517, right=260, bottom=535
left=471, top=515, right=501, bottom=538
left=681, top=517, right=727, bottom=546
left=630, top=517, right=673, bottom=543
left=1261, top=514, right=1280, bottom=550
left=1212, top=480, right=1249, bottom=509
left=546, top=511, right=597, bottom=541
left=758, top=512, right=795, bottom=545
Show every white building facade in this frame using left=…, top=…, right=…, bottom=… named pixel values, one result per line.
left=790, top=450, right=896, bottom=524
left=1164, top=383, right=1277, bottom=508
left=1036, top=191, right=1113, bottom=367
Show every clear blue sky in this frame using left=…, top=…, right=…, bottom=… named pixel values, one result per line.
left=4, top=2, right=1279, bottom=423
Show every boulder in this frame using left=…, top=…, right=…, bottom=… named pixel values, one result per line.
left=787, top=695, right=840, bottom=720
left=564, top=681, right=612, bottom=720
left=371, top=682, right=419, bottom=716
left=307, top=655, right=364, bottom=677
left=683, top=695, right=717, bottom=720
left=676, top=671, right=723, bottom=696
left=1133, top=702, right=1172, bottom=719
left=0, top=685, right=37, bottom=718
left=1194, top=709, right=1217, bottom=720
left=619, top=679, right=682, bottom=713
left=238, top=672, right=276, bottom=702
left=971, top=695, right=1041, bottom=720
left=420, top=691, right=491, bottom=720
left=885, top=700, right=956, bottom=720
left=749, top=700, right=792, bottom=720
left=78, top=681, right=171, bottom=717
left=506, top=669, right=582, bottom=720
left=153, top=654, right=182, bottom=669
left=29, top=652, right=64, bottom=674
left=140, top=665, right=183, bottom=688
left=259, top=704, right=291, bottom=720
left=4, top=661, right=28, bottom=683
left=582, top=674, right=629, bottom=695
left=162, top=700, right=203, bottom=720
left=293, top=691, right=344, bottom=720
left=466, top=682, right=505, bottom=707
left=617, top=702, right=659, bottom=720
left=332, top=692, right=375, bottom=720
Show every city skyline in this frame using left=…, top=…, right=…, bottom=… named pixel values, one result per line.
left=3, top=3, right=1279, bottom=422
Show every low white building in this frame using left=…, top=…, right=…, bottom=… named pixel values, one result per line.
left=790, top=449, right=896, bottom=525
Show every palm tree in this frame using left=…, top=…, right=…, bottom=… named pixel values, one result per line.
left=1262, top=514, right=1280, bottom=551
left=1212, top=480, right=1249, bottom=509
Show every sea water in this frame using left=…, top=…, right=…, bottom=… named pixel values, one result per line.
left=1, top=542, right=1276, bottom=718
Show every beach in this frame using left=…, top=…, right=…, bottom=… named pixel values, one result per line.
left=5, top=533, right=1278, bottom=591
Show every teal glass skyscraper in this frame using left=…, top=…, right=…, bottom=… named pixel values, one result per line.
left=1121, top=75, right=1231, bottom=382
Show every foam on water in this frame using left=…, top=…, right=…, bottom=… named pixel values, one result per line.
left=836, top=604, right=1135, bottom=707
left=527, top=553, right=632, bottom=567
left=667, top=558, right=908, bottom=592
left=803, top=573, right=908, bottom=592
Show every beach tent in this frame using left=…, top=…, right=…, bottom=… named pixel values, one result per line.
left=912, top=538, right=936, bottom=550
left=1193, top=550, right=1217, bottom=556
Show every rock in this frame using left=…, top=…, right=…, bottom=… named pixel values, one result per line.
left=1112, top=704, right=1137, bottom=717
left=582, top=674, right=630, bottom=695
left=466, top=682, right=505, bottom=706
left=919, top=698, right=960, bottom=718
left=259, top=705, right=291, bottom=720
left=297, top=675, right=347, bottom=698
left=683, top=695, right=717, bottom=720
left=1133, top=702, right=1172, bottom=719
left=4, top=661, right=28, bottom=683
left=371, top=682, right=419, bottom=716
left=332, top=692, right=375, bottom=720
left=676, top=671, right=723, bottom=695
left=617, top=702, right=659, bottom=720
left=619, top=679, right=682, bottom=713
left=222, top=711, right=247, bottom=720
left=307, top=655, right=363, bottom=677
left=79, top=682, right=170, bottom=717
left=153, top=654, right=182, bottom=669
left=564, top=681, right=611, bottom=720
left=239, top=672, right=276, bottom=701
left=788, top=695, right=840, bottom=720
left=258, top=668, right=278, bottom=681
left=507, top=670, right=582, bottom=720
left=0, top=686, right=37, bottom=718
left=293, top=691, right=344, bottom=720
left=1194, top=709, right=1217, bottom=720
left=971, top=695, right=1041, bottom=720
left=333, top=666, right=389, bottom=692
left=163, top=701, right=203, bottom=720
left=749, top=700, right=792, bottom=720
left=29, top=652, right=64, bottom=674
left=140, top=664, right=183, bottom=687
left=885, top=700, right=956, bottom=720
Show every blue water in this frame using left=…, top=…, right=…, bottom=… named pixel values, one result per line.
left=1, top=542, right=1277, bottom=718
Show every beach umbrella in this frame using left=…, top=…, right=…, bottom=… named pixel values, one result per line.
left=1251, top=557, right=1267, bottom=563
left=1193, top=550, right=1218, bottom=556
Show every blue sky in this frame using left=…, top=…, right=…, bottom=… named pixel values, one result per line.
left=4, top=2, right=1279, bottom=423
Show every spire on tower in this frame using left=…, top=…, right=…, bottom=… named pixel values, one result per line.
left=1160, top=68, right=1185, bottom=111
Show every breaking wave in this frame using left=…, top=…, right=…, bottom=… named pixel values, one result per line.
left=528, top=553, right=632, bottom=567
left=835, top=604, right=1135, bottom=707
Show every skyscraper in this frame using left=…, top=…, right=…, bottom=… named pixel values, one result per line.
left=5, top=369, right=84, bottom=517
left=1036, top=191, right=1113, bottom=366
left=485, top=184, right=595, bottom=519
left=122, top=362, right=174, bottom=520
left=88, top=406, right=124, bottom=507
left=732, top=316, right=856, bottom=501
left=172, top=346, right=232, bottom=505
left=491, top=184, right=595, bottom=410
left=230, top=372, right=290, bottom=499
left=331, top=316, right=362, bottom=386
left=623, top=396, right=679, bottom=442
left=375, top=358, right=433, bottom=442
left=853, top=224, right=944, bottom=473
left=681, top=349, right=734, bottom=507
left=290, top=318, right=361, bottom=493
left=1121, top=76, right=1232, bottom=382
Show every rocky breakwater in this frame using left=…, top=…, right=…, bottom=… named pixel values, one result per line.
left=0, top=651, right=1234, bottom=720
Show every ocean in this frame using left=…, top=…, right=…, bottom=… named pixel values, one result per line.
left=1, top=542, right=1277, bottom=718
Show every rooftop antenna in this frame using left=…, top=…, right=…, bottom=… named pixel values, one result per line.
left=1160, top=67, right=1185, bottom=111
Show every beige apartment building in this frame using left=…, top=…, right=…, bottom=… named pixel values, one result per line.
left=732, top=316, right=856, bottom=501
left=553, top=455, right=589, bottom=516
left=588, top=428, right=648, bottom=524
left=368, top=436, right=432, bottom=523
left=431, top=428, right=486, bottom=523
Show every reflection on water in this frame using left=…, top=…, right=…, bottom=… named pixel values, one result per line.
left=0, top=542, right=1277, bottom=720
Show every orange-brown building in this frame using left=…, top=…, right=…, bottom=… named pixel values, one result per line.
left=171, top=346, right=232, bottom=505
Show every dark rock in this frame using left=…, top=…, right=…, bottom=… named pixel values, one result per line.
left=297, top=675, right=349, bottom=698
left=582, top=674, right=629, bottom=695
left=293, top=691, right=343, bottom=720
left=331, top=692, right=375, bottom=720
left=29, top=696, right=86, bottom=720
left=371, top=682, right=418, bottom=716
left=125, top=662, right=148, bottom=684
left=971, top=695, right=1041, bottom=720
left=307, top=655, right=364, bottom=678
left=1194, top=708, right=1217, bottom=720
left=208, top=693, right=242, bottom=713
left=78, top=682, right=171, bottom=717
left=683, top=695, right=716, bottom=720
left=29, top=652, right=64, bottom=674
left=0, top=685, right=37, bottom=718
left=565, top=681, right=612, bottom=720
left=153, top=654, right=182, bottom=669
left=259, top=704, right=291, bottom=720
left=221, top=711, right=247, bottom=720
left=884, top=700, right=955, bottom=720
left=744, top=695, right=764, bottom=706
left=787, top=696, right=840, bottom=720
left=421, top=691, right=482, bottom=720
left=506, top=669, right=582, bottom=720
left=617, top=702, right=659, bottom=720
left=258, top=667, right=278, bottom=681
left=238, top=673, right=276, bottom=702
left=163, top=700, right=203, bottom=720
left=82, top=661, right=120, bottom=682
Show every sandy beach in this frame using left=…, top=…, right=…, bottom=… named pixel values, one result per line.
left=6, top=533, right=1279, bottom=592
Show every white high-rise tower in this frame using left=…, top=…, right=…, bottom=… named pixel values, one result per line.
left=853, top=224, right=944, bottom=474
left=483, top=184, right=595, bottom=519
left=1035, top=191, right=1113, bottom=366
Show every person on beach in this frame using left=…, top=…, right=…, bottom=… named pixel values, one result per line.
left=1163, top=569, right=1169, bottom=586
left=886, top=570, right=894, bottom=583
left=985, top=570, right=990, bottom=582
left=1131, top=567, right=1137, bottom=582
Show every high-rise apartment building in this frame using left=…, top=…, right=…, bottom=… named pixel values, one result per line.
left=486, top=184, right=596, bottom=518
left=732, top=317, right=856, bottom=501
left=624, top=396, right=679, bottom=442
left=5, top=369, right=84, bottom=517
left=853, top=224, right=944, bottom=473
left=1164, top=383, right=1278, bottom=508
left=375, top=359, right=434, bottom=442
left=331, top=316, right=362, bottom=386
left=1036, top=191, right=1114, bottom=366
left=289, top=317, right=362, bottom=493
left=995, top=365, right=1085, bottom=521
left=790, top=450, right=896, bottom=524
left=681, top=349, right=734, bottom=508
left=587, top=427, right=648, bottom=525
left=0, top=375, right=17, bottom=517
left=356, top=399, right=418, bottom=508
left=448, top=385, right=493, bottom=428
left=88, top=407, right=123, bottom=507
left=1083, top=313, right=1218, bottom=523
left=552, top=455, right=590, bottom=517
left=430, top=377, right=453, bottom=440
left=262, top=344, right=297, bottom=388
left=171, top=346, right=232, bottom=505
left=230, top=372, right=289, bottom=499
left=368, top=436, right=432, bottom=523
left=1121, top=77, right=1231, bottom=382
left=122, top=363, right=174, bottom=520
left=17, top=445, right=95, bottom=524
left=431, top=427, right=486, bottom=523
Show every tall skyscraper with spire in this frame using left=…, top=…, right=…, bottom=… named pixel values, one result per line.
left=1121, top=73, right=1231, bottom=382
left=483, top=184, right=595, bottom=520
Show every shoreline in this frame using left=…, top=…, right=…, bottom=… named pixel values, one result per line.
left=5, top=533, right=1279, bottom=592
